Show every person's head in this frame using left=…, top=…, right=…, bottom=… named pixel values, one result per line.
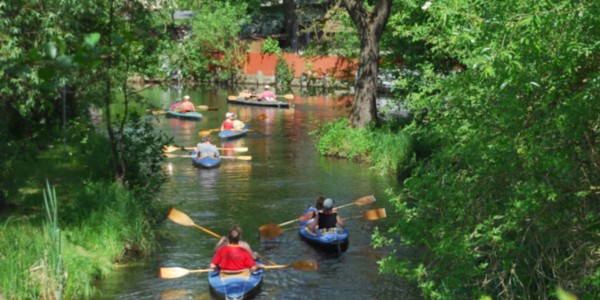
left=225, top=112, right=234, bottom=119
left=323, top=198, right=334, bottom=211
left=315, top=196, right=326, bottom=210
left=203, top=135, right=212, bottom=143
left=227, top=225, right=243, bottom=244
left=264, top=85, right=271, bottom=90
left=183, top=95, right=190, bottom=101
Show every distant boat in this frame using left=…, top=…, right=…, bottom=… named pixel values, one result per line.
left=165, top=110, right=203, bottom=120
left=190, top=151, right=221, bottom=168
left=218, top=129, right=248, bottom=140
left=227, top=96, right=291, bottom=108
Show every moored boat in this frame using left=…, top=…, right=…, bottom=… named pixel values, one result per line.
left=227, top=96, right=291, bottom=108
left=298, top=207, right=349, bottom=254
left=218, top=129, right=248, bottom=140
left=191, top=151, right=221, bottom=168
left=165, top=110, right=203, bottom=120
left=208, top=264, right=264, bottom=300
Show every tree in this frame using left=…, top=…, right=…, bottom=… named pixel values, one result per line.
left=341, top=0, right=391, bottom=128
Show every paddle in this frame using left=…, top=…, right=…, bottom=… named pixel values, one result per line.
left=160, top=267, right=214, bottom=279
left=258, top=208, right=387, bottom=240
left=275, top=195, right=376, bottom=228
left=162, top=145, right=248, bottom=153
left=163, top=153, right=252, bottom=160
left=167, top=208, right=275, bottom=266
left=159, top=259, right=318, bottom=279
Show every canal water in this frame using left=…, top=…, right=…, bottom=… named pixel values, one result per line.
left=94, top=85, right=419, bottom=299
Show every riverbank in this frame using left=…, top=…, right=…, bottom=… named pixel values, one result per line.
left=0, top=142, right=164, bottom=299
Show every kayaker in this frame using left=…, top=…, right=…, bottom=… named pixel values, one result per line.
left=298, top=195, right=326, bottom=224
left=232, top=113, right=246, bottom=130
left=214, top=225, right=257, bottom=259
left=308, top=198, right=345, bottom=232
left=210, top=226, right=265, bottom=272
left=196, top=135, right=219, bottom=159
left=221, top=112, right=235, bottom=131
left=169, top=99, right=181, bottom=111
left=178, top=95, right=195, bottom=113
left=257, top=85, right=276, bottom=101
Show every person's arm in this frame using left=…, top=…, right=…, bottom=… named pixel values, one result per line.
left=210, top=263, right=218, bottom=271
left=336, top=214, right=345, bottom=227
left=214, top=236, right=227, bottom=251
left=308, top=214, right=319, bottom=230
left=240, top=241, right=258, bottom=259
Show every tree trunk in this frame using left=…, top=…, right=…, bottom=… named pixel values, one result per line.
left=283, top=0, right=299, bottom=53
left=342, top=0, right=391, bottom=128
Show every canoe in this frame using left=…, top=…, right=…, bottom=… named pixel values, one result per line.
left=227, top=96, right=291, bottom=108
left=165, top=110, right=203, bottom=120
left=298, top=207, right=349, bottom=254
left=218, top=129, right=248, bottom=140
left=208, top=261, right=264, bottom=300
left=191, top=151, right=221, bottom=168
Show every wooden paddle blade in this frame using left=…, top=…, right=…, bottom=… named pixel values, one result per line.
left=289, top=259, right=319, bottom=271
left=227, top=95, right=237, bottom=101
left=363, top=208, right=386, bottom=220
left=167, top=208, right=196, bottom=226
left=162, top=145, right=182, bottom=153
left=355, top=195, right=376, bottom=206
left=159, top=267, right=190, bottom=279
left=258, top=224, right=284, bottom=240
left=221, top=155, right=252, bottom=161
left=217, top=147, right=248, bottom=152
left=282, top=94, right=294, bottom=100
left=163, top=153, right=189, bottom=158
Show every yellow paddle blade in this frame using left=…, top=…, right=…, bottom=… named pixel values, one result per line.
left=282, top=94, right=294, bottom=100
left=162, top=145, right=182, bottom=153
left=289, top=259, right=319, bottom=271
left=163, top=153, right=189, bottom=158
left=363, top=208, right=386, bottom=220
left=355, top=195, right=376, bottom=206
left=221, top=155, right=252, bottom=161
left=160, top=267, right=190, bottom=279
left=227, top=95, right=237, bottom=101
left=258, top=224, right=284, bottom=240
left=167, top=208, right=196, bottom=226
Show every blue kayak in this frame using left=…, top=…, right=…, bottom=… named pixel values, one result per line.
left=190, top=151, right=221, bottom=168
left=298, top=207, right=349, bottom=254
left=218, top=129, right=248, bottom=140
left=208, top=260, right=264, bottom=300
left=165, top=110, right=203, bottom=120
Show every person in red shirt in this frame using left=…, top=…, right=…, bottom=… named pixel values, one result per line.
left=178, top=95, right=195, bottom=113
left=210, top=226, right=265, bottom=272
left=221, top=112, right=235, bottom=131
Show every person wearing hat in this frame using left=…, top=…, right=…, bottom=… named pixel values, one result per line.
left=211, top=225, right=265, bottom=272
left=258, top=85, right=276, bottom=101
left=178, top=95, right=196, bottom=113
left=221, top=112, right=236, bottom=131
left=196, top=135, right=219, bottom=159
left=308, top=198, right=345, bottom=232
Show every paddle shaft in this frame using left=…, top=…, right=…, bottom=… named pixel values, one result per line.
left=276, top=195, right=376, bottom=227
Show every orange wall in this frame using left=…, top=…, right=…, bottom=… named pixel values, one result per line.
left=242, top=53, right=357, bottom=80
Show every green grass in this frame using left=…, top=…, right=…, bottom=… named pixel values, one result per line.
left=313, top=118, right=415, bottom=175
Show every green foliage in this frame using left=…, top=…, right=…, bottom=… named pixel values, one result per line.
left=262, top=37, right=281, bottom=54
left=275, top=54, right=294, bottom=90
left=377, top=0, right=600, bottom=298
left=0, top=181, right=157, bottom=299
left=313, top=118, right=415, bottom=175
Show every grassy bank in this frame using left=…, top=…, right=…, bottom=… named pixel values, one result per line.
left=312, top=118, right=415, bottom=176
left=0, top=181, right=157, bottom=299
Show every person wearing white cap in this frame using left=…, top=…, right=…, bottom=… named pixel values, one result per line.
left=178, top=95, right=196, bottom=113
left=221, top=112, right=236, bottom=131
left=258, top=85, right=276, bottom=101
left=308, top=198, right=345, bottom=232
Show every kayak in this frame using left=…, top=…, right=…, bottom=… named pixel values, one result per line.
left=227, top=96, right=291, bottom=108
left=218, top=129, right=248, bottom=140
left=208, top=261, right=264, bottom=300
left=191, top=151, right=221, bottom=168
left=298, top=207, right=349, bottom=254
left=165, top=110, right=203, bottom=120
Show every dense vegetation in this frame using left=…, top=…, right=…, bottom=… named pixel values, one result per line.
left=318, top=0, right=599, bottom=298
